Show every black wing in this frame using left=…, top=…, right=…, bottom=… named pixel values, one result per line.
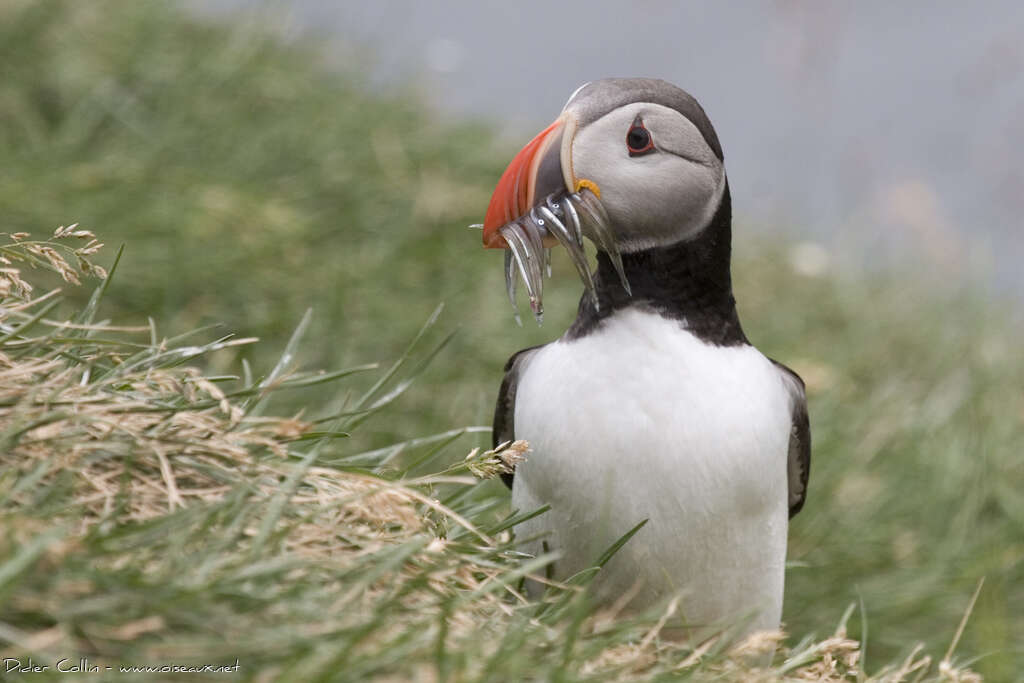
left=493, top=345, right=544, bottom=489
left=770, top=359, right=811, bottom=518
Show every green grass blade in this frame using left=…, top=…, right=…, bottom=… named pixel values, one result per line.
left=595, top=518, right=648, bottom=569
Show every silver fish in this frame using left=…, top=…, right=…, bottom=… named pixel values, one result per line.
left=489, top=189, right=628, bottom=325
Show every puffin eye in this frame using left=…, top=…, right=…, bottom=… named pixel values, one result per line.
left=626, top=116, right=654, bottom=156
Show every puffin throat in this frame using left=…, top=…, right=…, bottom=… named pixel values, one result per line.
left=567, top=183, right=746, bottom=346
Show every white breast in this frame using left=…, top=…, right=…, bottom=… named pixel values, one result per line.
left=512, top=307, right=792, bottom=632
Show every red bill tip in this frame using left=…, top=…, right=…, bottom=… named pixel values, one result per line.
left=482, top=118, right=564, bottom=248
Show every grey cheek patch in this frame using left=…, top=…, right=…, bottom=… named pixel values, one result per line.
left=493, top=189, right=630, bottom=326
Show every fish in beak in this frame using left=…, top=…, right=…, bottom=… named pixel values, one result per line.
left=478, top=113, right=627, bottom=325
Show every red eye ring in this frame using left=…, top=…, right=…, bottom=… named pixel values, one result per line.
left=626, top=116, right=654, bottom=156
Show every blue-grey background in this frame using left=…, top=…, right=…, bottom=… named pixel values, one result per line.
left=202, top=0, right=1024, bottom=295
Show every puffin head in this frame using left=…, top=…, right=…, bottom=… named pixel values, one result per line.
left=481, top=78, right=728, bottom=322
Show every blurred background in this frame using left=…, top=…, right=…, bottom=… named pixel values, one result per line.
left=2, top=1, right=1021, bottom=677
left=203, top=0, right=1024, bottom=290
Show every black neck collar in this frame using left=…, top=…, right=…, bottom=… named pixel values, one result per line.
left=565, top=184, right=747, bottom=346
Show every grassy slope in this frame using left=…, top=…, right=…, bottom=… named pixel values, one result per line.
left=1, top=1, right=1021, bottom=679
left=0, top=235, right=920, bottom=683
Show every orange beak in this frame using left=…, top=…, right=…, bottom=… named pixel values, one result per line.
left=482, top=116, right=571, bottom=248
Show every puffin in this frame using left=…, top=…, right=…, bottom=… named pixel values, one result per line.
left=481, top=78, right=810, bottom=633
